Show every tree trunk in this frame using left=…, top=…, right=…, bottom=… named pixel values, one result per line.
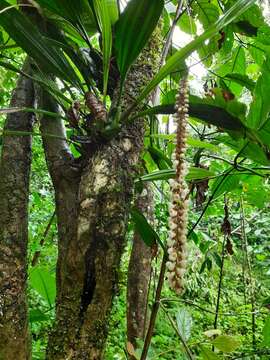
left=127, top=183, right=153, bottom=348
left=42, top=27, right=162, bottom=359
left=0, top=60, right=34, bottom=360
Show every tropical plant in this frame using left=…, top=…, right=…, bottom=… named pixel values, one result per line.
left=1, top=0, right=270, bottom=359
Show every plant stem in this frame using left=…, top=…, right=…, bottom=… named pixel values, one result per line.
left=31, top=211, right=56, bottom=266
left=240, top=198, right=256, bottom=356
left=140, top=252, right=168, bottom=360
left=160, top=303, right=194, bottom=360
left=213, top=234, right=226, bottom=330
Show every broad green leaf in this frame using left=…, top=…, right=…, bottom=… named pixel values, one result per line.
left=29, top=267, right=56, bottom=308
left=262, top=316, right=270, bottom=346
left=257, top=25, right=270, bottom=45
left=189, top=103, right=244, bottom=132
left=130, top=207, right=164, bottom=250
left=246, top=57, right=270, bottom=130
left=187, top=138, right=219, bottom=152
left=216, top=135, right=270, bottom=166
left=212, top=335, right=240, bottom=353
left=211, top=170, right=247, bottom=200
left=200, top=346, right=220, bottom=360
left=193, top=0, right=219, bottom=29
left=134, top=0, right=255, bottom=107
left=115, top=0, right=164, bottom=81
left=224, top=73, right=255, bottom=92
left=178, top=13, right=197, bottom=35
left=92, top=0, right=112, bottom=96
left=0, top=2, right=80, bottom=87
left=217, top=47, right=246, bottom=96
left=176, top=308, right=193, bottom=342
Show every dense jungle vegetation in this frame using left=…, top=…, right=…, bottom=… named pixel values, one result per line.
left=0, top=0, right=270, bottom=359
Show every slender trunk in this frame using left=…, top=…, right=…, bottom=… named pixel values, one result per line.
left=41, top=28, right=162, bottom=359
left=0, top=60, right=34, bottom=360
left=127, top=183, right=153, bottom=347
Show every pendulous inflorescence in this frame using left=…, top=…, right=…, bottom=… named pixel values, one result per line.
left=166, top=75, right=189, bottom=294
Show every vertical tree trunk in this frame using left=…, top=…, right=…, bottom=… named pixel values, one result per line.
left=0, top=60, right=34, bottom=360
left=127, top=183, right=153, bottom=348
left=43, top=27, right=162, bottom=359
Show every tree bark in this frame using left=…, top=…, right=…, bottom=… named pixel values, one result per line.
left=0, top=60, right=34, bottom=360
left=127, top=184, right=153, bottom=348
left=42, top=27, right=162, bottom=359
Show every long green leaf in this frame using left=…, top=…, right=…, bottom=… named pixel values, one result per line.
left=92, top=0, right=112, bottom=96
left=115, top=0, right=164, bottom=81
left=133, top=0, right=255, bottom=108
left=0, top=1, right=80, bottom=86
left=139, top=167, right=215, bottom=182
left=132, top=102, right=245, bottom=132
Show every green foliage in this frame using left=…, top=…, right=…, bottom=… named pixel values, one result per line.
left=130, top=206, right=162, bottom=248
left=211, top=335, right=240, bottom=352
left=176, top=308, right=193, bottom=342
left=262, top=316, right=270, bottom=347
left=0, top=1, right=81, bottom=86
left=29, top=267, right=56, bottom=308
left=1, top=1, right=270, bottom=359
left=114, top=0, right=164, bottom=82
left=91, top=0, right=113, bottom=96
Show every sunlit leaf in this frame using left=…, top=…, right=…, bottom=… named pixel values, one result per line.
left=29, top=267, right=56, bottom=308
left=212, top=335, right=240, bottom=352
left=176, top=308, right=193, bottom=342
left=204, top=329, right=222, bottom=338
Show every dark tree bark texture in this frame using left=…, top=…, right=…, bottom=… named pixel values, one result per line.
left=0, top=61, right=34, bottom=360
left=127, top=183, right=153, bottom=348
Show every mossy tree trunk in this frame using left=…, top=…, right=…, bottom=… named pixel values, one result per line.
left=0, top=60, right=34, bottom=360
left=39, top=29, right=162, bottom=359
